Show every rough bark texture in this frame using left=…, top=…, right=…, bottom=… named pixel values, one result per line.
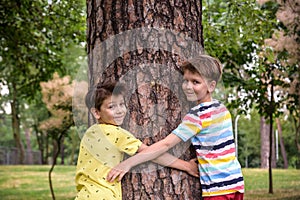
left=87, top=0, right=203, bottom=199
left=11, top=82, right=25, bottom=164
left=25, top=128, right=33, bottom=164
left=275, top=118, right=288, bottom=168
left=260, top=117, right=276, bottom=168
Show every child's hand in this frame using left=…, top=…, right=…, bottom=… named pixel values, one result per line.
left=106, top=163, right=131, bottom=182
left=185, top=158, right=199, bottom=177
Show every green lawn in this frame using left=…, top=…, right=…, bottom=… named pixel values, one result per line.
left=0, top=165, right=76, bottom=200
left=0, top=165, right=299, bottom=200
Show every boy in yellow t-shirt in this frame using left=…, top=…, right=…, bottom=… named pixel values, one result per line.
left=75, top=81, right=199, bottom=200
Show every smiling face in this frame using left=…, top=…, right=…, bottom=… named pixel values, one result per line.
left=92, top=94, right=127, bottom=126
left=182, top=70, right=216, bottom=104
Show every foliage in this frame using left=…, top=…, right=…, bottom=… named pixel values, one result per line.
left=0, top=0, right=86, bottom=163
left=203, top=0, right=299, bottom=168
left=39, top=72, right=76, bottom=199
left=237, top=109, right=299, bottom=169
left=203, top=0, right=278, bottom=113
left=237, top=111, right=261, bottom=168
left=0, top=115, right=14, bottom=147
left=39, top=73, right=74, bottom=132
left=0, top=0, right=85, bottom=100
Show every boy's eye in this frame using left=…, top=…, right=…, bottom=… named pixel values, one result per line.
left=183, top=79, right=200, bottom=85
left=108, top=104, right=116, bottom=109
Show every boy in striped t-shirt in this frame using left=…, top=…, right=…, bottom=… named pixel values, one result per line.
left=107, top=55, right=244, bottom=200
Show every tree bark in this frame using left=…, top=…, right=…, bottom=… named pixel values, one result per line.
left=260, top=117, right=276, bottom=168
left=294, top=116, right=300, bottom=153
left=60, top=135, right=65, bottom=165
left=24, top=128, right=33, bottom=164
left=260, top=117, right=269, bottom=168
left=275, top=118, right=288, bottom=168
left=10, top=82, right=25, bottom=164
left=35, top=129, right=47, bottom=164
left=87, top=0, right=203, bottom=199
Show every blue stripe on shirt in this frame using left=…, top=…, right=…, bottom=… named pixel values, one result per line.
left=201, top=168, right=243, bottom=183
left=201, top=176, right=244, bottom=190
left=193, top=139, right=235, bottom=151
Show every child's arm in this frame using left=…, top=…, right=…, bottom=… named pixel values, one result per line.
left=107, top=133, right=193, bottom=182
left=137, top=143, right=199, bottom=177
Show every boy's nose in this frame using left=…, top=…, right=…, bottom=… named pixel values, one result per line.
left=186, top=81, right=193, bottom=89
left=116, top=106, right=125, bottom=113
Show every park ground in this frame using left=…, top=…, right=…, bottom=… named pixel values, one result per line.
left=0, top=165, right=299, bottom=200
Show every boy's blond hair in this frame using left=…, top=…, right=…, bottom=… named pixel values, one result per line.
left=181, top=54, right=223, bottom=83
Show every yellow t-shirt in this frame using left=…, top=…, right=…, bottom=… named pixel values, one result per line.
left=75, top=124, right=142, bottom=200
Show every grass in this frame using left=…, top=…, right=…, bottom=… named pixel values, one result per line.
left=243, top=168, right=300, bottom=200
left=0, top=165, right=76, bottom=200
left=0, top=166, right=299, bottom=200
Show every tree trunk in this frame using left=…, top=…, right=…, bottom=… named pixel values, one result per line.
left=51, top=137, right=58, bottom=165
left=60, top=135, right=65, bottom=165
left=293, top=115, right=300, bottom=152
left=260, top=117, right=269, bottom=168
left=35, top=129, right=47, bottom=164
left=87, top=0, right=203, bottom=199
left=46, top=133, right=50, bottom=164
left=10, top=82, right=25, bottom=164
left=24, top=128, right=33, bottom=164
left=48, top=133, right=65, bottom=200
left=275, top=118, right=288, bottom=168
left=260, top=117, right=276, bottom=168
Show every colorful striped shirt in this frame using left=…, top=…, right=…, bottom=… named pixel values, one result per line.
left=172, top=100, right=244, bottom=197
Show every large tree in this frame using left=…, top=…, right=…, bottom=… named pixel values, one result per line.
left=86, top=0, right=203, bottom=199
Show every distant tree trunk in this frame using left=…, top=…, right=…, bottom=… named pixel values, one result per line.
left=11, top=82, right=25, bottom=164
left=46, top=133, right=49, bottom=164
left=293, top=116, right=300, bottom=151
left=69, top=129, right=78, bottom=165
left=260, top=117, right=276, bottom=168
left=275, top=118, right=288, bottom=168
left=35, top=129, right=47, bottom=164
left=260, top=117, right=269, bottom=168
left=25, top=128, right=33, bottom=164
left=51, top=138, right=58, bottom=165
left=87, top=0, right=203, bottom=199
left=48, top=132, right=65, bottom=200
left=60, top=135, right=65, bottom=165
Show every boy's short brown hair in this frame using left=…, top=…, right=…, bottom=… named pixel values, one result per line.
left=181, top=54, right=223, bottom=83
left=85, top=81, right=125, bottom=110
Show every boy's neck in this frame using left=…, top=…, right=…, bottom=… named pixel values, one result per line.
left=197, top=96, right=213, bottom=104
left=98, top=121, right=119, bottom=126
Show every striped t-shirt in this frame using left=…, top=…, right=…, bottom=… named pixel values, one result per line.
left=172, top=100, right=244, bottom=197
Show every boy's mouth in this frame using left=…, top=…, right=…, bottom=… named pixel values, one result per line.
left=114, top=115, right=125, bottom=121
left=184, top=91, right=196, bottom=96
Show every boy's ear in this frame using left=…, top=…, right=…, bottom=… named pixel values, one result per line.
left=90, top=108, right=101, bottom=120
left=208, top=81, right=216, bottom=93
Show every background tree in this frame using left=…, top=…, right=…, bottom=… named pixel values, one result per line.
left=0, top=0, right=85, bottom=163
left=261, top=0, right=300, bottom=166
left=202, top=0, right=299, bottom=193
left=39, top=73, right=75, bottom=200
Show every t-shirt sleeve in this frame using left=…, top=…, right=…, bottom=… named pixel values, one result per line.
left=172, top=113, right=202, bottom=142
left=115, top=127, right=142, bottom=156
